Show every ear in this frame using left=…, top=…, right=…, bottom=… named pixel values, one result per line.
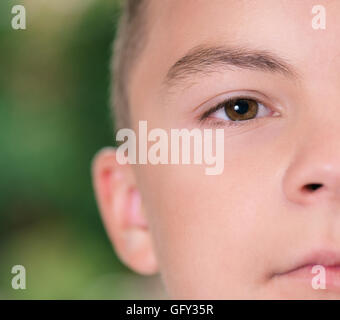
left=91, top=147, right=158, bottom=275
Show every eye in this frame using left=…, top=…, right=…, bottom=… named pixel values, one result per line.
left=200, top=97, right=277, bottom=124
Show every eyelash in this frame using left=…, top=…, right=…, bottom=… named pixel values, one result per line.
left=198, top=95, right=278, bottom=128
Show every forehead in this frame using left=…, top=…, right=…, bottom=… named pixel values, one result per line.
left=129, top=0, right=340, bottom=124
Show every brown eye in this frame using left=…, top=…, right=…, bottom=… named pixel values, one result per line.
left=224, top=99, right=259, bottom=121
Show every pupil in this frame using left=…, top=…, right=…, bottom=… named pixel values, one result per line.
left=233, top=100, right=249, bottom=114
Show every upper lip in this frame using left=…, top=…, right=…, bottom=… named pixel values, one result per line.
left=276, top=249, right=340, bottom=276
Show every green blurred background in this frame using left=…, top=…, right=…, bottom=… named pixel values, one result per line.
left=0, top=0, right=164, bottom=299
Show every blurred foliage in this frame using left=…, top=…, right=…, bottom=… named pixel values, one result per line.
left=0, top=0, right=163, bottom=299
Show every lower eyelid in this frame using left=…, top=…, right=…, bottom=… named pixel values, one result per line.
left=200, top=113, right=280, bottom=131
left=199, top=115, right=263, bottom=129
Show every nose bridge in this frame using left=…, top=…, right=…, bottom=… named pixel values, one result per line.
left=302, top=123, right=340, bottom=163
left=290, top=82, right=340, bottom=166
left=282, top=117, right=340, bottom=206
left=280, top=32, right=340, bottom=206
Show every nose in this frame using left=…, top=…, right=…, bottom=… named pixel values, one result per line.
left=283, top=132, right=340, bottom=206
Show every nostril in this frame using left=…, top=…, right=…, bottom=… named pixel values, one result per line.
left=302, top=183, right=323, bottom=192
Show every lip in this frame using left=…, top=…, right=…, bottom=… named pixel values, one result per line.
left=274, top=250, right=340, bottom=291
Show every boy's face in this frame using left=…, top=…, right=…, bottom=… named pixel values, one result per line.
left=94, top=0, right=340, bottom=299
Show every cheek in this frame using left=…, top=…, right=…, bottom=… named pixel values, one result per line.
left=134, top=125, right=289, bottom=298
left=134, top=158, right=273, bottom=298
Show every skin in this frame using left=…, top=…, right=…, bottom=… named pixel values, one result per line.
left=92, top=0, right=340, bottom=299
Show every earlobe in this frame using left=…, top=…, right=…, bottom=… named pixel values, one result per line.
left=91, top=147, right=159, bottom=275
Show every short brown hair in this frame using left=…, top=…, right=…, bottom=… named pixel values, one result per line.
left=110, top=0, right=149, bottom=131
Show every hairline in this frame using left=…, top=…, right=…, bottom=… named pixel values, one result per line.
left=111, top=0, right=150, bottom=132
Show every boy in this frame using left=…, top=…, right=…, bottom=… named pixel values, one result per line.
left=92, top=0, right=340, bottom=299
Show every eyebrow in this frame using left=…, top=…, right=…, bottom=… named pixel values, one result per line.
left=164, top=44, right=300, bottom=89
